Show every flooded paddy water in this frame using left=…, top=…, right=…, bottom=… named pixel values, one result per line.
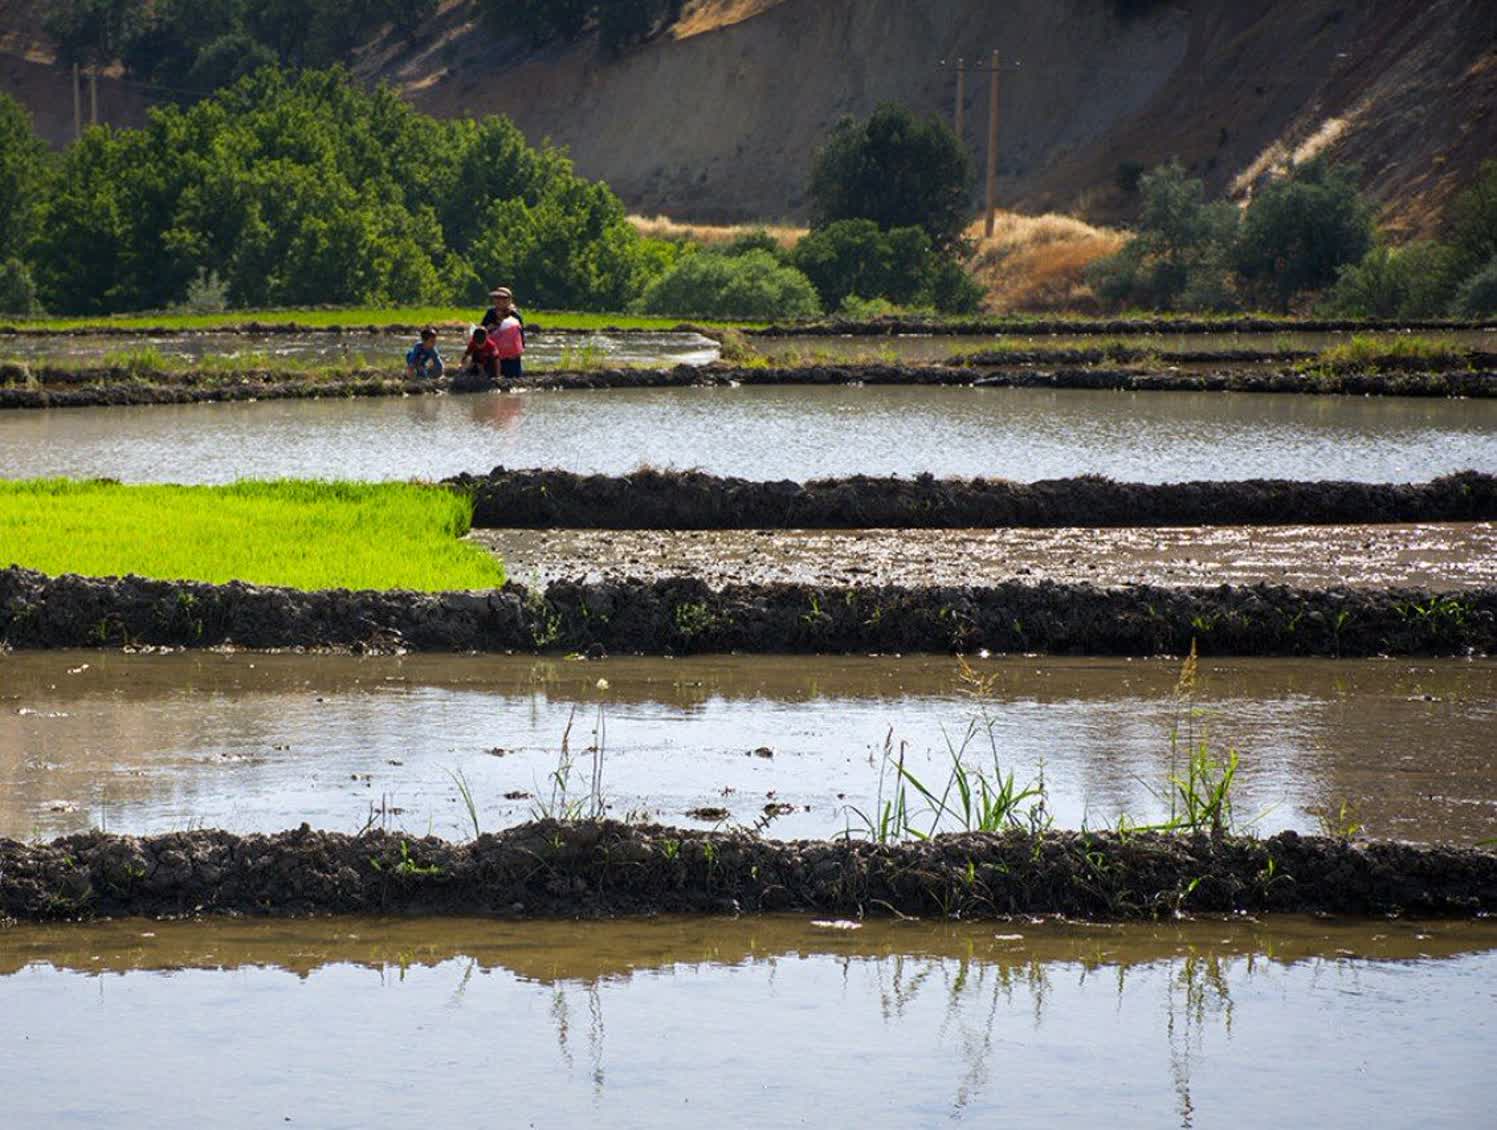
left=0, top=329, right=722, bottom=369
left=2, top=383, right=1494, bottom=483
left=1, top=913, right=1494, bottom=1126
left=4, top=651, right=1494, bottom=845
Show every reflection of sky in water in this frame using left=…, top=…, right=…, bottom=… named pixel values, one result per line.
left=2, top=384, right=1493, bottom=484
left=5, top=654, right=1494, bottom=844
left=2, top=917, right=1494, bottom=1129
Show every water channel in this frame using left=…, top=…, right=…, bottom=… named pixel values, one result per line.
left=4, top=651, right=1493, bottom=845
left=3, top=384, right=1493, bottom=483
left=1, top=914, right=1493, bottom=1127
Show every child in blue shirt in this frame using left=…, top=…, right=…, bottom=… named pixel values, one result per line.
left=405, top=328, right=445, bottom=379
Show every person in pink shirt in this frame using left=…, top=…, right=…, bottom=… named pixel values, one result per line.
left=480, top=285, right=526, bottom=378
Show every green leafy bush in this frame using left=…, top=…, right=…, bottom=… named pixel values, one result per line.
left=1453, top=256, right=1497, bottom=318
left=791, top=219, right=981, bottom=313
left=635, top=250, right=820, bottom=319
left=1085, top=161, right=1238, bottom=311
left=1319, top=242, right=1465, bottom=319
left=808, top=104, right=974, bottom=249
left=1234, top=157, right=1374, bottom=311
left=0, top=258, right=41, bottom=315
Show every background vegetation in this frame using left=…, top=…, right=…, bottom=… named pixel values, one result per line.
left=1089, top=156, right=1497, bottom=317
left=0, top=479, right=505, bottom=591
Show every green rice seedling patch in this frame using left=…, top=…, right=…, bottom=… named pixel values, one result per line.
left=0, top=479, right=505, bottom=592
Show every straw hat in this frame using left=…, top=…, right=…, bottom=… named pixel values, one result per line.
left=489, top=287, right=513, bottom=300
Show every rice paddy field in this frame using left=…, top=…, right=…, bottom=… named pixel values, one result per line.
left=3, top=305, right=1495, bottom=1128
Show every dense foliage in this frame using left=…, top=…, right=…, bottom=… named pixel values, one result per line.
left=43, top=0, right=438, bottom=89
left=791, top=219, right=982, bottom=313
left=808, top=104, right=974, bottom=250
left=635, top=249, right=821, bottom=320
left=13, top=68, right=667, bottom=314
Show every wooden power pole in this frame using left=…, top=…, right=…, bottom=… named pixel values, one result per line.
left=89, top=70, right=98, bottom=126
left=72, top=63, right=81, bottom=140
left=954, top=58, right=965, bottom=141
left=984, top=49, right=1000, bottom=237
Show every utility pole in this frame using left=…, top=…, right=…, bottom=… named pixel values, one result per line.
left=984, top=49, right=1000, bottom=237
left=89, top=70, right=98, bottom=126
left=954, top=58, right=965, bottom=141
left=72, top=62, right=81, bottom=140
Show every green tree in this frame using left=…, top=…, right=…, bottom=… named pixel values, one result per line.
left=1319, top=241, right=1465, bottom=319
left=1453, top=256, right=1497, bottom=317
left=0, top=93, right=50, bottom=263
left=43, top=0, right=140, bottom=66
left=1446, top=159, right=1497, bottom=278
left=635, top=250, right=820, bottom=319
left=1234, top=157, right=1373, bottom=311
left=0, top=258, right=41, bottom=315
left=1085, top=161, right=1238, bottom=311
left=808, top=104, right=974, bottom=248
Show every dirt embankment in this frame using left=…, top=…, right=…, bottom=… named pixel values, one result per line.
left=461, top=469, right=1497, bottom=531
left=9, top=360, right=1491, bottom=411
left=4, top=821, right=1494, bottom=924
left=2, top=565, right=1492, bottom=658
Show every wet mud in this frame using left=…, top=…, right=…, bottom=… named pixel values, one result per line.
left=3, top=820, right=1494, bottom=923
left=479, top=522, right=1497, bottom=592
left=461, top=468, right=1497, bottom=530
left=2, top=565, right=1492, bottom=657
left=5, top=359, right=1493, bottom=411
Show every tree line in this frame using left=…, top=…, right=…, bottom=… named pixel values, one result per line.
left=1088, top=158, right=1497, bottom=317
left=0, top=75, right=984, bottom=319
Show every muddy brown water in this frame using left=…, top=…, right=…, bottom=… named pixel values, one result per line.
left=4, top=651, right=1494, bottom=845
left=1, top=384, right=1493, bottom=484
left=0, top=330, right=721, bottom=369
left=756, top=327, right=1497, bottom=364
left=478, top=522, right=1497, bottom=592
left=1, top=914, right=1494, bottom=1127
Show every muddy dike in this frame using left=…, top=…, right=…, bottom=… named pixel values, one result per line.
left=2, top=565, right=1492, bottom=657
left=5, top=361, right=1492, bottom=411
left=0, top=365, right=504, bottom=410
left=461, top=468, right=1497, bottom=531
left=750, top=316, right=1493, bottom=337
left=3, top=821, right=1494, bottom=924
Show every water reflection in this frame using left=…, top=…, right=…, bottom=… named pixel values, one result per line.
left=3, top=652, right=1495, bottom=844
left=1, top=915, right=1493, bottom=1127
left=3, top=384, right=1491, bottom=483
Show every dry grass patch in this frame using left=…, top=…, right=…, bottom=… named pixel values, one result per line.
left=963, top=212, right=1126, bottom=313
left=628, top=214, right=806, bottom=250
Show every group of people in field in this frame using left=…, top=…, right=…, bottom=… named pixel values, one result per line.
left=403, top=286, right=525, bottom=382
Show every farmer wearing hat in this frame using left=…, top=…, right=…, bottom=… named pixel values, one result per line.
left=480, top=286, right=526, bottom=379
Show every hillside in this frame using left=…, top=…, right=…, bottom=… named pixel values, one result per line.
left=2, top=0, right=1494, bottom=238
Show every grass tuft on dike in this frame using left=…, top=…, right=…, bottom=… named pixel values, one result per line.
left=0, top=479, right=504, bottom=592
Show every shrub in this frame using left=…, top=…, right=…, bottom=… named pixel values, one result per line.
left=1234, top=157, right=1374, bottom=311
left=635, top=250, right=820, bottom=319
left=791, top=219, right=980, bottom=313
left=1446, top=159, right=1497, bottom=277
left=1319, top=242, right=1465, bottom=319
left=0, top=258, right=40, bottom=315
left=1452, top=256, right=1497, bottom=318
left=1085, top=161, right=1238, bottom=311
left=809, top=104, right=974, bottom=249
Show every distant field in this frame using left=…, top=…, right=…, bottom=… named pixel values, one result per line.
left=0, top=480, right=505, bottom=592
left=0, top=308, right=751, bottom=333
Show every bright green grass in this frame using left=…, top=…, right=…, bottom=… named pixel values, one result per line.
left=0, top=306, right=754, bottom=333
left=0, top=480, right=505, bottom=592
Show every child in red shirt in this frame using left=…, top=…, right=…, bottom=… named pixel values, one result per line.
left=462, top=326, right=501, bottom=381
